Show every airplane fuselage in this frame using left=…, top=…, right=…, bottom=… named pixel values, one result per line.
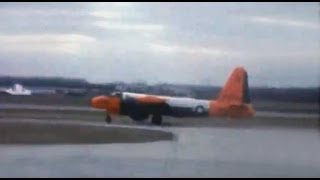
left=120, top=92, right=211, bottom=118
left=91, top=67, right=255, bottom=125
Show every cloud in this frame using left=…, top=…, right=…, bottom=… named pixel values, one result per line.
left=148, top=43, right=240, bottom=58
left=88, top=3, right=165, bottom=32
left=89, top=11, right=125, bottom=19
left=0, top=34, right=97, bottom=54
left=0, top=9, right=77, bottom=16
left=109, top=2, right=135, bottom=7
left=93, top=21, right=165, bottom=32
left=245, top=15, right=319, bottom=29
left=0, top=2, right=318, bottom=87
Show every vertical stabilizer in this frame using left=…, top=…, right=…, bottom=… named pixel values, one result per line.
left=217, top=67, right=251, bottom=104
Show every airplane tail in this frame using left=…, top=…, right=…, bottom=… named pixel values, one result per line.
left=217, top=67, right=250, bottom=104
left=211, top=67, right=254, bottom=118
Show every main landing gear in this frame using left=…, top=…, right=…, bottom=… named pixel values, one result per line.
left=151, top=114, right=162, bottom=125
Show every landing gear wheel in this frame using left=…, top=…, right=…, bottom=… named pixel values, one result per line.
left=151, top=115, right=162, bottom=125
left=105, top=114, right=112, bottom=123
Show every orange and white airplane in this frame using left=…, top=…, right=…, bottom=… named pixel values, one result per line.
left=91, top=67, right=255, bottom=125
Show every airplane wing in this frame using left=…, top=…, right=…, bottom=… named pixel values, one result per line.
left=121, top=95, right=170, bottom=121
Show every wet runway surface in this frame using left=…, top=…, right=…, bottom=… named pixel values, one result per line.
left=0, top=104, right=319, bottom=177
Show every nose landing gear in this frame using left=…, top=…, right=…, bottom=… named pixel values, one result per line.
left=105, top=113, right=112, bottom=123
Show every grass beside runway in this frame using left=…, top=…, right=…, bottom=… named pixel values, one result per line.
left=252, top=101, right=319, bottom=114
left=0, top=120, right=174, bottom=144
left=0, top=108, right=318, bottom=129
left=0, top=108, right=105, bottom=122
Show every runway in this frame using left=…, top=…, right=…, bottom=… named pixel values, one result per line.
left=0, top=104, right=319, bottom=177
left=0, top=103, right=99, bottom=112
left=0, top=103, right=318, bottom=119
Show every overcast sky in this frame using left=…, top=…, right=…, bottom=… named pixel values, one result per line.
left=0, top=2, right=319, bottom=87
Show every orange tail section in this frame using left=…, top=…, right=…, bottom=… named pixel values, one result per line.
left=217, top=66, right=250, bottom=104
left=209, top=67, right=255, bottom=118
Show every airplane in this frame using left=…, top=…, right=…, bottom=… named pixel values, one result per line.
left=91, top=67, right=255, bottom=125
left=2, top=83, right=32, bottom=95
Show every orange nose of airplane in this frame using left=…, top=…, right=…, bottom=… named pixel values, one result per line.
left=91, top=96, right=109, bottom=109
left=91, top=95, right=121, bottom=115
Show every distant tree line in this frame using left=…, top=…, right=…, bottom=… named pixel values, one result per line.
left=191, top=86, right=319, bottom=103
left=0, top=76, right=116, bottom=90
left=0, top=76, right=318, bottom=103
left=0, top=76, right=88, bottom=88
